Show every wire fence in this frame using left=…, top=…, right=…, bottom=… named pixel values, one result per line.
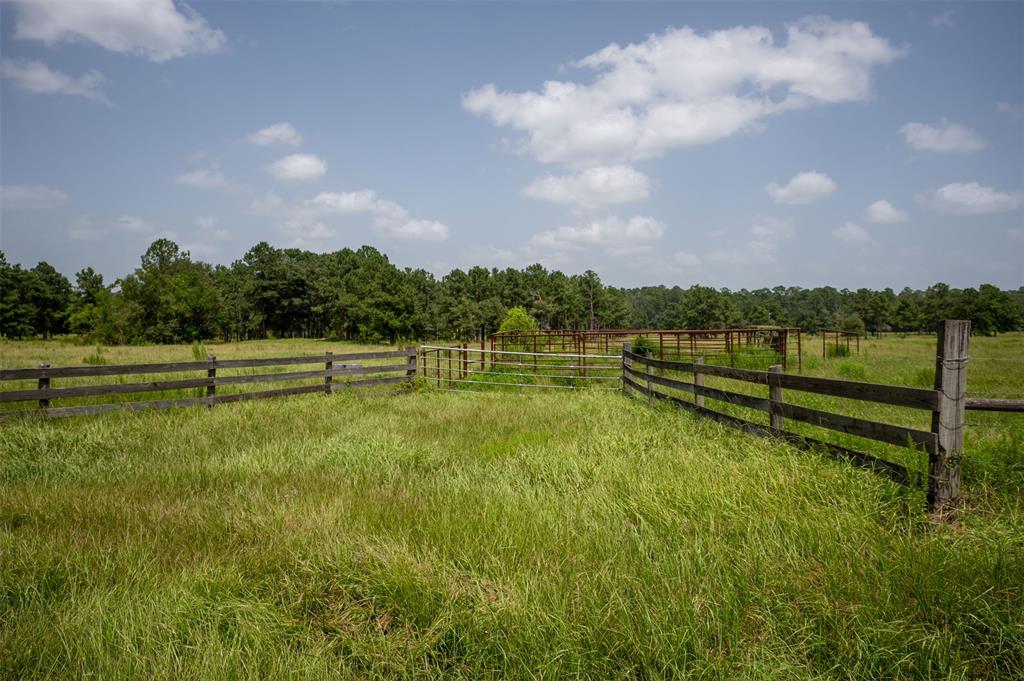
left=419, top=345, right=621, bottom=392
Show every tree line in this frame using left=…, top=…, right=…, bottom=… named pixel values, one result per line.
left=2, top=239, right=1022, bottom=344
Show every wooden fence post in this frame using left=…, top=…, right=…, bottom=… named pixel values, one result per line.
left=645, top=354, right=654, bottom=406
left=621, top=343, right=630, bottom=394
left=693, top=357, right=704, bottom=408
left=37, top=363, right=50, bottom=409
left=406, top=347, right=417, bottom=381
left=207, top=355, right=217, bottom=405
left=769, top=364, right=784, bottom=431
left=929, top=319, right=970, bottom=514
left=324, top=351, right=332, bottom=395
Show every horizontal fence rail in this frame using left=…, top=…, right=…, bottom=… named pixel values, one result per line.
left=419, top=344, right=620, bottom=393
left=0, top=348, right=417, bottom=420
left=622, top=341, right=951, bottom=500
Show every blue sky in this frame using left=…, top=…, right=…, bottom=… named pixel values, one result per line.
left=1, top=1, right=1022, bottom=290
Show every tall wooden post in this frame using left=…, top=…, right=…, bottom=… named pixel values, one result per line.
left=929, top=320, right=970, bottom=514
left=645, top=353, right=654, bottom=406
left=207, top=355, right=217, bottom=403
left=621, top=342, right=630, bottom=394
left=693, top=357, right=704, bottom=408
left=796, top=328, right=802, bottom=372
left=37, top=363, right=50, bottom=410
left=322, top=352, right=332, bottom=395
left=769, top=364, right=784, bottom=432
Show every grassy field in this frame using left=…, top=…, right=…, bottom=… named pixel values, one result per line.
left=1, top=335, right=1023, bottom=678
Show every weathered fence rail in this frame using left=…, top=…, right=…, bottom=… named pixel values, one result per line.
left=0, top=348, right=417, bottom=420
left=624, top=320, right=976, bottom=513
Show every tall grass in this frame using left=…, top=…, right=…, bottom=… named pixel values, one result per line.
left=1, top=334, right=1023, bottom=678
left=2, top=389, right=1022, bottom=679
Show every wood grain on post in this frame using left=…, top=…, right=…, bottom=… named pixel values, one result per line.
left=769, top=364, right=784, bottom=431
left=693, top=357, right=704, bottom=408
left=324, top=351, right=333, bottom=395
left=929, top=319, right=970, bottom=514
left=207, top=355, right=217, bottom=404
left=38, top=363, right=50, bottom=409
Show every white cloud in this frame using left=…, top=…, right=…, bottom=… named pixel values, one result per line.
left=176, top=168, right=227, bottom=189
left=0, top=185, right=69, bottom=210
left=266, top=154, right=327, bottom=182
left=900, top=121, right=987, bottom=153
left=1, top=59, right=109, bottom=105
left=932, top=11, right=955, bottom=28
left=12, top=0, right=225, bottom=62
left=245, top=122, right=302, bottom=147
left=277, top=218, right=337, bottom=249
left=918, top=182, right=1021, bottom=216
left=308, top=190, right=449, bottom=241
left=463, top=17, right=904, bottom=166
left=865, top=199, right=907, bottom=224
left=385, top=219, right=449, bottom=241
left=765, top=171, right=836, bottom=205
left=522, top=165, right=650, bottom=209
left=708, top=215, right=795, bottom=266
left=833, top=222, right=871, bottom=242
left=114, top=215, right=155, bottom=235
left=195, top=216, right=218, bottom=230
left=67, top=216, right=105, bottom=241
left=528, top=215, right=665, bottom=255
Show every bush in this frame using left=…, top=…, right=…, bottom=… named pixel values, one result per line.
left=498, top=307, right=539, bottom=334
left=631, top=336, right=657, bottom=356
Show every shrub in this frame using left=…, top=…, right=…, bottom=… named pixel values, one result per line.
left=498, top=307, right=539, bottom=335
left=631, top=336, right=657, bottom=356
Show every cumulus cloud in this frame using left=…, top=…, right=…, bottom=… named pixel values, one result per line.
left=308, top=190, right=449, bottom=241
left=917, top=182, right=1021, bottom=216
left=765, top=171, right=837, bottom=204
left=522, top=165, right=650, bottom=209
left=245, top=122, right=302, bottom=147
left=865, top=199, right=907, bottom=223
left=1, top=59, right=109, bottom=105
left=900, top=121, right=987, bottom=153
left=176, top=168, right=228, bottom=189
left=0, top=185, right=69, bottom=210
left=12, top=0, right=225, bottom=62
left=527, top=215, right=665, bottom=255
left=463, top=17, right=904, bottom=167
left=833, top=222, right=871, bottom=242
left=708, top=215, right=795, bottom=266
left=266, top=154, right=327, bottom=182
left=278, top=218, right=336, bottom=248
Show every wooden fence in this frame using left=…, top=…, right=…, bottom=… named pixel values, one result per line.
left=623, top=320, right=979, bottom=513
left=0, top=348, right=417, bottom=420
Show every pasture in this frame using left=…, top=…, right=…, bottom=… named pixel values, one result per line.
left=1, top=334, right=1023, bottom=679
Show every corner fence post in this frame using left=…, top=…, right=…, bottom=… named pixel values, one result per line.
left=207, top=355, right=217, bottom=405
left=38, top=363, right=50, bottom=410
left=769, top=364, right=784, bottom=432
left=406, top=346, right=417, bottom=382
left=324, top=351, right=332, bottom=395
left=929, top=319, right=970, bottom=514
left=693, top=357, right=704, bottom=408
